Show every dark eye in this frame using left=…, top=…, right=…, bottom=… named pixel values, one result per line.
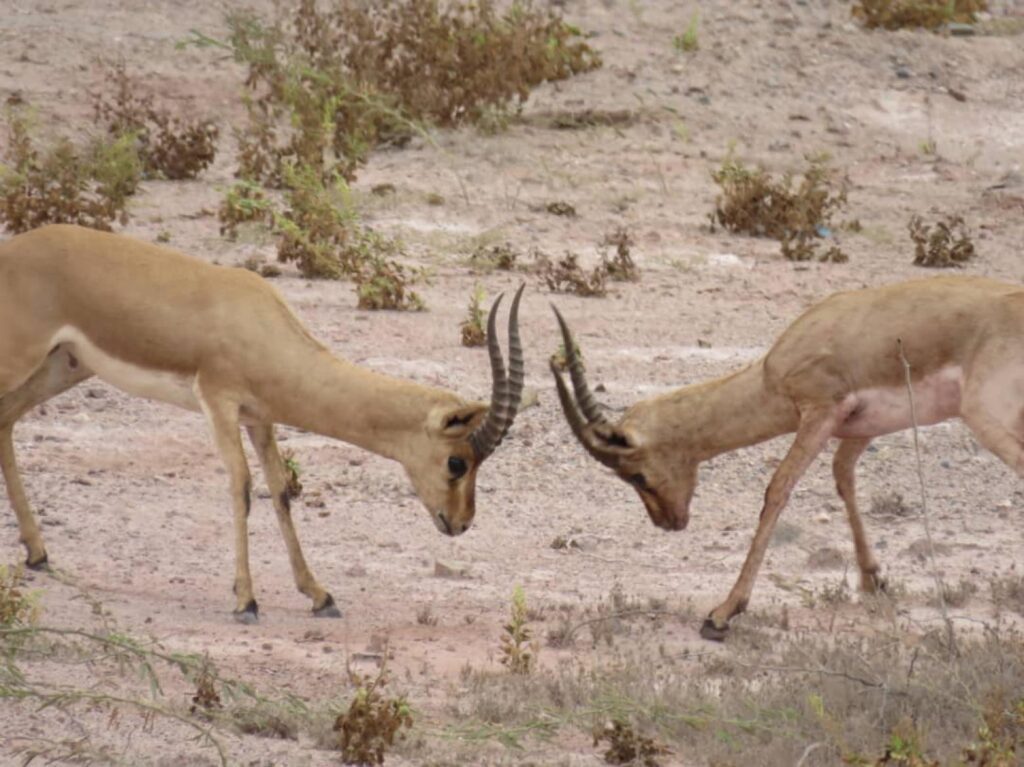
left=628, top=473, right=649, bottom=491
left=448, top=456, right=468, bottom=480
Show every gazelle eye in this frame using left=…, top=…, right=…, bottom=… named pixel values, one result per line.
left=447, top=456, right=468, bottom=479
left=629, top=473, right=648, bottom=491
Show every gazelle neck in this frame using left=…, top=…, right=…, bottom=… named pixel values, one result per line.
left=644, top=360, right=799, bottom=459
left=260, top=347, right=458, bottom=463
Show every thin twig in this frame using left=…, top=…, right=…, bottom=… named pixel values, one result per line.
left=896, top=338, right=958, bottom=657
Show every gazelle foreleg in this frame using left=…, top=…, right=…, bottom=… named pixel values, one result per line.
left=1, top=346, right=93, bottom=568
left=833, top=437, right=884, bottom=593
left=701, top=399, right=856, bottom=640
left=195, top=383, right=258, bottom=623
left=245, top=424, right=340, bottom=617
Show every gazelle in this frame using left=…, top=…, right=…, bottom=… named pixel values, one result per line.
left=0, top=224, right=525, bottom=623
left=551, top=275, right=1024, bottom=640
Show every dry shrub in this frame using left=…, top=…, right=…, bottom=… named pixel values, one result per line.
left=333, top=666, right=413, bottom=765
left=470, top=242, right=520, bottom=271
left=0, top=111, right=141, bottom=233
left=188, top=659, right=222, bottom=717
left=990, top=574, right=1024, bottom=617
left=537, top=251, right=607, bottom=297
left=0, top=565, right=35, bottom=628
left=710, top=154, right=849, bottom=263
left=600, top=226, right=640, bottom=282
left=853, top=0, right=988, bottom=30
left=353, top=255, right=424, bottom=311
left=227, top=0, right=599, bottom=186
left=594, top=720, right=670, bottom=767
left=450, top=624, right=1024, bottom=766
left=460, top=285, right=487, bottom=347
left=544, top=200, right=577, bottom=217
left=909, top=214, right=976, bottom=268
left=94, top=62, right=218, bottom=181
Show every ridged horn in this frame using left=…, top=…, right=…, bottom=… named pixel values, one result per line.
left=550, top=357, right=621, bottom=469
left=552, top=304, right=607, bottom=425
left=470, top=284, right=526, bottom=460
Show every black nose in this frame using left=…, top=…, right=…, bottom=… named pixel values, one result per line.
left=438, top=512, right=453, bottom=536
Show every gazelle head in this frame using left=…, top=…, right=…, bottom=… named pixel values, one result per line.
left=405, top=285, right=526, bottom=537
left=549, top=306, right=696, bottom=532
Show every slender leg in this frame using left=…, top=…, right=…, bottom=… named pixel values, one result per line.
left=701, top=401, right=855, bottom=640
left=0, top=347, right=93, bottom=568
left=195, top=386, right=258, bottom=623
left=960, top=409, right=1024, bottom=477
left=246, top=424, right=340, bottom=617
left=833, top=437, right=884, bottom=593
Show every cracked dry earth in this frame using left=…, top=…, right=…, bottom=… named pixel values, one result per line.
left=1, top=0, right=1024, bottom=765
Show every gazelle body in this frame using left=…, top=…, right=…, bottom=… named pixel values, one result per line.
left=0, top=224, right=524, bottom=622
left=551, top=276, right=1024, bottom=640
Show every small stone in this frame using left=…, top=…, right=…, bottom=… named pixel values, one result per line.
left=895, top=66, right=912, bottom=79
left=434, top=560, right=471, bottom=579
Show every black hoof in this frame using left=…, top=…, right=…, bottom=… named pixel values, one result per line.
left=699, top=617, right=730, bottom=642
left=313, top=593, right=342, bottom=618
left=233, top=599, right=259, bottom=625
left=25, top=552, right=49, bottom=571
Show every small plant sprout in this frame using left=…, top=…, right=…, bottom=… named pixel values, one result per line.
left=0, top=565, right=36, bottom=628
left=499, top=585, right=536, bottom=674
left=673, top=11, right=700, bottom=53
left=460, top=284, right=487, bottom=348
left=281, top=449, right=303, bottom=499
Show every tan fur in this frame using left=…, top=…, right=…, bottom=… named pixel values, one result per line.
left=0, top=225, right=510, bottom=620
left=556, top=276, right=1024, bottom=639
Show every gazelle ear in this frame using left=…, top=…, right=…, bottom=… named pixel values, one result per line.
left=591, top=422, right=641, bottom=453
left=432, top=403, right=489, bottom=437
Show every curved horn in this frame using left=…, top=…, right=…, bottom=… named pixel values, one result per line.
left=551, top=305, right=607, bottom=425
left=550, top=357, right=621, bottom=469
left=470, top=284, right=526, bottom=460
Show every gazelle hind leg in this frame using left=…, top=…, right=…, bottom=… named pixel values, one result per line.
left=1, top=346, right=93, bottom=567
left=833, top=437, right=884, bottom=593
left=245, top=424, right=339, bottom=617
left=194, top=382, right=258, bottom=623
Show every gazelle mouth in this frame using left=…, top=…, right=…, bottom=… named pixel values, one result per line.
left=435, top=511, right=454, bottom=536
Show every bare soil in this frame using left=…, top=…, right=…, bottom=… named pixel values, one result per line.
left=1, top=1, right=1023, bottom=765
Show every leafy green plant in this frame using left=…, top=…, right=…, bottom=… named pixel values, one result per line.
left=334, top=664, right=413, bottom=765
left=353, top=255, right=424, bottom=312
left=281, top=449, right=303, bottom=499
left=499, top=585, right=536, bottom=674
left=218, top=180, right=272, bottom=240
left=710, top=153, right=849, bottom=262
left=852, top=0, right=987, bottom=30
left=460, top=284, right=487, bottom=347
left=673, top=11, right=700, bottom=53
left=0, top=111, right=141, bottom=233
left=908, top=214, right=975, bottom=268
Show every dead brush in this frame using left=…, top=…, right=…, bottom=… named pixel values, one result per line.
left=469, top=242, right=519, bottom=271
left=852, top=0, right=988, bottom=30
left=594, top=719, right=670, bottom=767
left=909, top=214, right=976, bottom=268
left=599, top=226, right=640, bottom=282
left=0, top=111, right=141, bottom=233
left=333, top=663, right=413, bottom=766
left=225, top=0, right=599, bottom=186
left=0, top=565, right=36, bottom=628
left=460, top=284, right=487, bottom=347
left=499, top=586, right=536, bottom=674
left=537, top=251, right=608, bottom=297
left=189, top=657, right=223, bottom=718
left=94, top=61, right=219, bottom=180
left=990, top=574, right=1024, bottom=617
left=710, top=153, right=849, bottom=263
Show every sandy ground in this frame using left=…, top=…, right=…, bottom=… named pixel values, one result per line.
left=1, top=0, right=1024, bottom=764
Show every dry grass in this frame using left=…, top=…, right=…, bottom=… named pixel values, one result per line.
left=852, top=0, right=988, bottom=30
left=909, top=214, right=976, bottom=268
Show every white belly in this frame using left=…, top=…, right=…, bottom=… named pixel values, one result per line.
left=50, top=326, right=200, bottom=412
left=835, top=365, right=963, bottom=439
